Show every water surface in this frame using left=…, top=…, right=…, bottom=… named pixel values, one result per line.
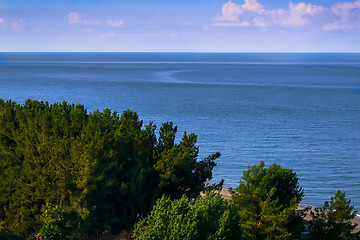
left=1, top=52, right=359, bottom=209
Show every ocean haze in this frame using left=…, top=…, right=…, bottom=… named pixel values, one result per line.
left=1, top=52, right=359, bottom=209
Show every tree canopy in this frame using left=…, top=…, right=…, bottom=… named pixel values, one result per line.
left=133, top=192, right=241, bottom=240
left=0, top=99, right=221, bottom=239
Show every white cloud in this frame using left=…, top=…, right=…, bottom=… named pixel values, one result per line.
left=275, top=2, right=327, bottom=26
left=68, top=12, right=81, bottom=24
left=213, top=0, right=360, bottom=31
left=332, top=0, right=360, bottom=21
left=252, top=17, right=266, bottom=27
left=242, top=0, right=264, bottom=14
left=68, top=12, right=123, bottom=29
left=0, top=17, right=26, bottom=31
left=323, top=0, right=360, bottom=31
left=216, top=0, right=264, bottom=21
left=217, top=1, right=242, bottom=21
left=68, top=12, right=100, bottom=26
left=106, top=19, right=123, bottom=28
left=215, top=1, right=326, bottom=26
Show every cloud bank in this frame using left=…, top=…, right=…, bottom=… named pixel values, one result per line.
left=214, top=0, right=360, bottom=31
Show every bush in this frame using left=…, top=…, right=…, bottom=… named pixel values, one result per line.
left=133, top=192, right=242, bottom=240
left=309, top=190, right=360, bottom=240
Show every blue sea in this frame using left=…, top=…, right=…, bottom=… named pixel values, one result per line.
left=1, top=52, right=359, bottom=210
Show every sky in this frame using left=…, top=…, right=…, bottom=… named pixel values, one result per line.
left=0, top=0, right=359, bottom=52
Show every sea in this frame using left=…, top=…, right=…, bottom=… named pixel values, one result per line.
left=0, top=52, right=359, bottom=211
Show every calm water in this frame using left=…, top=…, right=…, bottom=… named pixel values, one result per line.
left=1, top=52, right=359, bottom=210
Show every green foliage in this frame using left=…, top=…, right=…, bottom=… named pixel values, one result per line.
left=309, top=190, right=360, bottom=240
left=133, top=192, right=242, bottom=240
left=155, top=122, right=221, bottom=199
left=36, top=203, right=78, bottom=240
left=230, top=161, right=305, bottom=240
left=0, top=99, right=220, bottom=239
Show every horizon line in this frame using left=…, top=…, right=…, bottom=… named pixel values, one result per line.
left=1, top=51, right=360, bottom=54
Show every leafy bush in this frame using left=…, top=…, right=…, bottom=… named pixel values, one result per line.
left=230, top=161, right=305, bottom=240
left=309, top=190, right=360, bottom=240
left=133, top=192, right=242, bottom=240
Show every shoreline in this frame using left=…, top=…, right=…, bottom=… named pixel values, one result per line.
left=218, top=189, right=360, bottom=232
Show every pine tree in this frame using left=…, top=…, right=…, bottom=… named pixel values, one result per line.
left=230, top=161, right=305, bottom=240
left=309, top=190, right=360, bottom=240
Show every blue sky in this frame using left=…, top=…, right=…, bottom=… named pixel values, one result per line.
left=0, top=0, right=359, bottom=52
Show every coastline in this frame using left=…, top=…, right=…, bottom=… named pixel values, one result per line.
left=218, top=189, right=360, bottom=232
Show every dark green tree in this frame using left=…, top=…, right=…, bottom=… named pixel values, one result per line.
left=155, top=122, right=220, bottom=199
left=230, top=161, right=305, bottom=240
left=0, top=99, right=221, bottom=239
left=309, top=190, right=360, bottom=240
